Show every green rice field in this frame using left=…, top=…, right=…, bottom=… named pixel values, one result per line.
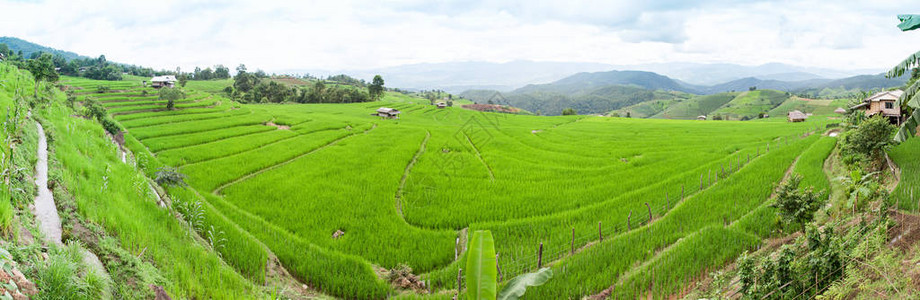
left=52, top=74, right=844, bottom=298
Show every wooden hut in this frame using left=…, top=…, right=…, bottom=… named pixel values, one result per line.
left=374, top=107, right=401, bottom=119
left=787, top=110, right=807, bottom=122
left=150, top=75, right=177, bottom=88
left=696, top=115, right=707, bottom=120
left=436, top=102, right=447, bottom=109
left=834, top=107, right=846, bottom=114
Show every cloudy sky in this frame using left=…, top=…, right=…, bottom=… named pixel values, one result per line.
left=1, top=0, right=918, bottom=73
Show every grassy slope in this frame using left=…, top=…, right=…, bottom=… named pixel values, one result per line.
left=709, top=90, right=790, bottom=120
left=767, top=96, right=850, bottom=117
left=651, top=92, right=737, bottom=119
left=609, top=98, right=682, bottom=118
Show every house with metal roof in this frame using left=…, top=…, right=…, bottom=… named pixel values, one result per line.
left=850, top=90, right=902, bottom=124
left=150, top=75, right=178, bottom=88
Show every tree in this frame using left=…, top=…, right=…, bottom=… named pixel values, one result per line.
left=840, top=115, right=896, bottom=169
left=178, top=74, right=188, bottom=87
left=368, top=75, right=385, bottom=101
left=771, top=175, right=823, bottom=232
left=214, top=65, right=230, bottom=79
left=25, top=53, right=59, bottom=97
left=561, top=108, right=577, bottom=115
left=159, top=88, right=186, bottom=110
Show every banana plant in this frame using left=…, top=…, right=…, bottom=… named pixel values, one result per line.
left=465, top=230, right=553, bottom=300
left=888, top=15, right=920, bottom=142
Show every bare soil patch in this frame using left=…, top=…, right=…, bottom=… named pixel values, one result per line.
left=888, top=210, right=920, bottom=252
left=461, top=104, right=520, bottom=113
left=265, top=121, right=290, bottom=130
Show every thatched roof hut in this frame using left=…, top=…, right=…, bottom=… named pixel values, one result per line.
left=834, top=107, right=846, bottom=114
left=787, top=110, right=807, bottom=122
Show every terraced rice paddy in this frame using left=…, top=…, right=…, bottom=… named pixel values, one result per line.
left=60, top=75, right=838, bottom=298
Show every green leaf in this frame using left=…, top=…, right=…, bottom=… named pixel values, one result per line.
left=886, top=50, right=920, bottom=78
left=898, top=14, right=920, bottom=31
left=466, top=230, right=497, bottom=300
left=497, top=267, right=554, bottom=300
left=895, top=108, right=920, bottom=142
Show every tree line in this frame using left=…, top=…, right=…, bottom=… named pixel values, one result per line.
left=228, top=64, right=384, bottom=104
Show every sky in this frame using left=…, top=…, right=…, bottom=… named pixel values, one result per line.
left=1, top=0, right=918, bottom=73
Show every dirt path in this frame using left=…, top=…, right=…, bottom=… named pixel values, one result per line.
left=34, top=122, right=109, bottom=278
left=395, top=131, right=430, bottom=218
left=32, top=122, right=62, bottom=244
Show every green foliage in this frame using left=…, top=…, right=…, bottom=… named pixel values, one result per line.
left=95, top=85, right=110, bottom=93
left=25, top=53, right=59, bottom=96
left=154, top=166, right=187, bottom=187
left=100, top=117, right=120, bottom=135
left=82, top=97, right=106, bottom=121
left=497, top=268, right=552, bottom=300
left=772, top=175, right=823, bottom=232
left=157, top=87, right=186, bottom=110
left=465, top=231, right=497, bottom=300
left=561, top=107, right=576, bottom=115
left=368, top=75, right=385, bottom=101
left=736, top=225, right=847, bottom=299
left=31, top=242, right=110, bottom=300
left=840, top=115, right=896, bottom=169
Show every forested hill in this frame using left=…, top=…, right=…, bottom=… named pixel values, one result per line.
left=460, top=68, right=907, bottom=116
left=0, top=37, right=87, bottom=61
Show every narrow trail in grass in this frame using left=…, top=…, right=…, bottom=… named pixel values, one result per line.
left=464, top=132, right=494, bottom=181
left=34, top=121, right=109, bottom=279
left=213, top=124, right=378, bottom=195
left=33, top=122, right=62, bottom=244
left=396, top=131, right=430, bottom=218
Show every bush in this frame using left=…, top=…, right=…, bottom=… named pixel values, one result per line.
left=840, top=115, right=896, bottom=170
left=772, top=175, right=823, bottom=232
left=95, top=85, right=110, bottom=93
left=101, top=118, right=121, bottom=135
left=82, top=97, right=106, bottom=121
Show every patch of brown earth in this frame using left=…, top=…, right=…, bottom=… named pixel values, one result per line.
left=888, top=210, right=920, bottom=252
left=265, top=122, right=290, bottom=130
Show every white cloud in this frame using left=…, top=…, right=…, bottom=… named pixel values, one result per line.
left=0, top=0, right=918, bottom=74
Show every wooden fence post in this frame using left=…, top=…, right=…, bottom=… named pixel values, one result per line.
left=700, top=173, right=703, bottom=189
left=646, top=202, right=652, bottom=222
left=571, top=228, right=575, bottom=255
left=457, top=268, right=463, bottom=296
left=681, top=185, right=684, bottom=200
left=665, top=192, right=669, bottom=209
left=598, top=222, right=603, bottom=242
left=628, top=211, right=632, bottom=230
left=496, top=253, right=503, bottom=281
left=537, top=243, right=543, bottom=268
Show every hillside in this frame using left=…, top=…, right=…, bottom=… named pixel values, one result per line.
left=766, top=96, right=850, bottom=117
left=649, top=92, right=738, bottom=119
left=0, top=36, right=88, bottom=60
left=708, top=89, right=791, bottom=120
left=514, top=70, right=698, bottom=94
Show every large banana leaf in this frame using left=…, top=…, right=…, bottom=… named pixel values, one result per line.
left=895, top=108, right=920, bottom=142
left=466, top=230, right=497, bottom=300
left=886, top=49, right=920, bottom=78
left=897, top=77, right=920, bottom=107
left=898, top=14, right=920, bottom=31
left=497, top=267, right=553, bottom=300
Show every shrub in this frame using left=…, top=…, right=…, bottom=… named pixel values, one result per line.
left=101, top=118, right=121, bottom=135
left=772, top=175, right=823, bottom=232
